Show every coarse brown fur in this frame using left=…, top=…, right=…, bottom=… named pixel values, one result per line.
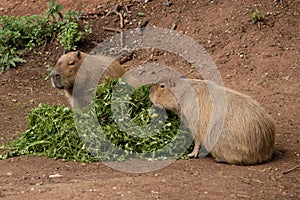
left=149, top=78, right=275, bottom=165
left=51, top=51, right=126, bottom=107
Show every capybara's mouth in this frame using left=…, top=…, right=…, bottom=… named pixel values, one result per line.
left=51, top=78, right=64, bottom=89
left=55, top=84, right=64, bottom=89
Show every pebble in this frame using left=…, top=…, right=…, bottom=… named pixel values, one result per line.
left=49, top=174, right=63, bottom=178
left=283, top=75, right=290, bottom=81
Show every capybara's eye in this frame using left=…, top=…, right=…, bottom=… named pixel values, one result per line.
left=160, top=84, right=165, bottom=89
left=68, top=60, right=76, bottom=65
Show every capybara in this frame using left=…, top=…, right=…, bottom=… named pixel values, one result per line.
left=122, top=63, right=186, bottom=88
left=149, top=78, right=275, bottom=165
left=51, top=51, right=126, bottom=107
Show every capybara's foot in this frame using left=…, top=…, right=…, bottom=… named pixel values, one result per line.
left=187, top=144, right=200, bottom=158
left=187, top=150, right=199, bottom=158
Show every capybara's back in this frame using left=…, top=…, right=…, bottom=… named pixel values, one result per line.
left=203, top=80, right=275, bottom=165
left=149, top=78, right=275, bottom=165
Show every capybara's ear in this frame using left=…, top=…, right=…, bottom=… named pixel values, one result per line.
left=76, top=50, right=81, bottom=58
left=168, top=79, right=176, bottom=87
left=68, top=60, right=76, bottom=65
left=159, top=83, right=166, bottom=89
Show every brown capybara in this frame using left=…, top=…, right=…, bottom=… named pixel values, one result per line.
left=51, top=51, right=126, bottom=107
left=149, top=78, right=275, bottom=165
left=121, top=63, right=186, bottom=88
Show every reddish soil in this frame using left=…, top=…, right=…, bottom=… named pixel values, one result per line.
left=0, top=0, right=299, bottom=199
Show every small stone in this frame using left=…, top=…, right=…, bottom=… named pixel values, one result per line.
left=165, top=1, right=173, bottom=7
left=283, top=75, right=290, bottom=81
left=262, top=72, right=269, bottom=78
left=49, top=174, right=63, bottom=178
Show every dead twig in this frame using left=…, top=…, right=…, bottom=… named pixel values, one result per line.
left=116, top=12, right=124, bottom=29
left=257, top=21, right=262, bottom=30
left=282, top=164, right=300, bottom=175
left=102, top=26, right=122, bottom=33
left=171, top=22, right=177, bottom=30
left=79, top=12, right=104, bottom=19
left=106, top=4, right=124, bottom=29
left=118, top=51, right=134, bottom=64
left=106, top=5, right=120, bottom=16
left=124, top=5, right=130, bottom=14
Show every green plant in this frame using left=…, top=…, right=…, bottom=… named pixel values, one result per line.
left=44, top=66, right=53, bottom=80
left=1, top=79, right=192, bottom=162
left=0, top=15, right=52, bottom=72
left=0, top=0, right=91, bottom=73
left=251, top=9, right=263, bottom=24
left=46, top=2, right=92, bottom=51
left=0, top=47, right=26, bottom=72
left=55, top=11, right=91, bottom=51
left=46, top=0, right=64, bottom=22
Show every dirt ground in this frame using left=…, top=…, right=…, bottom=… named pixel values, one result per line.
left=0, top=0, right=299, bottom=199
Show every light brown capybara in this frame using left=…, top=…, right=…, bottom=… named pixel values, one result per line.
left=149, top=78, right=275, bottom=165
left=51, top=51, right=126, bottom=107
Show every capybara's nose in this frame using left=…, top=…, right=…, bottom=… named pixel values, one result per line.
left=51, top=71, right=60, bottom=79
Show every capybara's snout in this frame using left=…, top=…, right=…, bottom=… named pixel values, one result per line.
left=51, top=70, right=60, bottom=79
left=50, top=70, right=64, bottom=89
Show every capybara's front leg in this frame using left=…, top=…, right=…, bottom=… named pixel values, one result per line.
left=187, top=141, right=200, bottom=158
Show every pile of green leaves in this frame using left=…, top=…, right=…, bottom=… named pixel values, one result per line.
left=0, top=0, right=91, bottom=73
left=1, top=79, right=192, bottom=162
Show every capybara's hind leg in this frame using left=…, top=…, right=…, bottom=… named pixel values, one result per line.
left=187, top=142, right=200, bottom=158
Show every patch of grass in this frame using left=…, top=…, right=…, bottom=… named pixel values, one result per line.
left=0, top=0, right=91, bottom=73
left=0, top=79, right=192, bottom=162
left=251, top=9, right=263, bottom=24
left=0, top=15, right=50, bottom=72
